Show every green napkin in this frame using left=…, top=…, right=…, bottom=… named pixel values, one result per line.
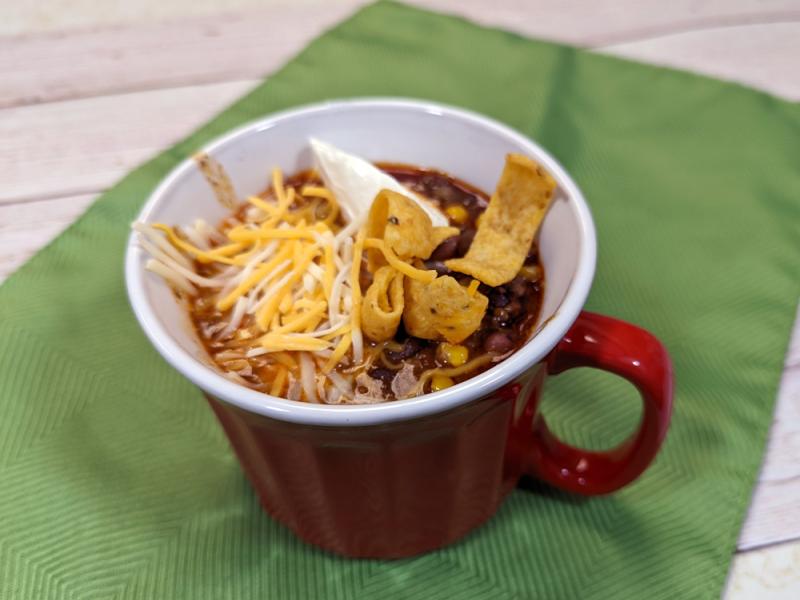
left=1, top=1, right=798, bottom=598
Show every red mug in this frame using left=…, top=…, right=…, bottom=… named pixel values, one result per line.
left=126, top=100, right=674, bottom=558
left=205, top=311, right=671, bottom=557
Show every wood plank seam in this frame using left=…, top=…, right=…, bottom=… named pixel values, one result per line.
left=583, top=12, right=800, bottom=46
left=1, top=6, right=798, bottom=109
left=0, top=76, right=261, bottom=111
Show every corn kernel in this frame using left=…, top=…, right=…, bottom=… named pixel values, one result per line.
left=475, top=212, right=484, bottom=228
left=519, top=264, right=542, bottom=281
left=440, top=342, right=469, bottom=367
left=431, top=375, right=455, bottom=392
left=445, top=205, right=469, bottom=224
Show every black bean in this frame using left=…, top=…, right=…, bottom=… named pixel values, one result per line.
left=424, top=260, right=451, bottom=276
left=490, top=290, right=510, bottom=308
left=403, top=337, right=423, bottom=355
left=386, top=337, right=423, bottom=362
left=506, top=300, right=522, bottom=318
left=385, top=349, right=402, bottom=362
left=430, top=236, right=458, bottom=261
left=491, top=308, right=510, bottom=327
left=368, top=367, right=395, bottom=385
left=485, top=332, right=514, bottom=354
left=420, top=174, right=439, bottom=189
left=456, top=229, right=476, bottom=256
left=451, top=272, right=472, bottom=285
left=461, top=194, right=478, bottom=208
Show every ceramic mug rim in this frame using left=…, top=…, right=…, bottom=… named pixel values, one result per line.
left=124, top=98, right=597, bottom=427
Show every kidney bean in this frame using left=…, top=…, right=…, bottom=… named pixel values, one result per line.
left=484, top=332, right=513, bottom=354
left=430, top=236, right=458, bottom=261
left=387, top=337, right=423, bottom=362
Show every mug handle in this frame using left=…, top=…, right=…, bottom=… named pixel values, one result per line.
left=524, top=311, right=674, bottom=495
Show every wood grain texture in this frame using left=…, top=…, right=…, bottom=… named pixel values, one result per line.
left=0, top=1, right=799, bottom=585
left=0, top=1, right=366, bottom=108
left=0, top=0, right=301, bottom=36
left=2, top=0, right=799, bottom=108
left=412, top=0, right=800, bottom=46
left=726, top=542, right=800, bottom=599
left=738, top=315, right=800, bottom=550
left=0, top=80, right=256, bottom=204
left=2, top=6, right=799, bottom=206
left=602, top=22, right=800, bottom=100
left=0, top=194, right=97, bottom=280
left=4, top=0, right=798, bottom=40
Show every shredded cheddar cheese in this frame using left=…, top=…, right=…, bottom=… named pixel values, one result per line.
left=255, top=243, right=319, bottom=328
left=204, top=241, right=246, bottom=258
left=274, top=302, right=327, bottom=334
left=269, top=366, right=288, bottom=396
left=135, top=162, right=456, bottom=405
left=227, top=227, right=318, bottom=243
left=259, top=333, right=331, bottom=352
left=301, top=186, right=334, bottom=200
left=216, top=247, right=292, bottom=311
left=151, top=223, right=238, bottom=265
left=247, top=195, right=279, bottom=216
left=323, top=332, right=352, bottom=373
left=271, top=351, right=297, bottom=370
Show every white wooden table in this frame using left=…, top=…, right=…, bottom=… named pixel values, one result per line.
left=1, top=1, right=798, bottom=596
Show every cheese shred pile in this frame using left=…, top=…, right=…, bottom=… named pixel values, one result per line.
left=132, top=151, right=529, bottom=405
left=134, top=167, right=371, bottom=404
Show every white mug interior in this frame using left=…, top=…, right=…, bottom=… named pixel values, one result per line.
left=125, top=99, right=596, bottom=426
